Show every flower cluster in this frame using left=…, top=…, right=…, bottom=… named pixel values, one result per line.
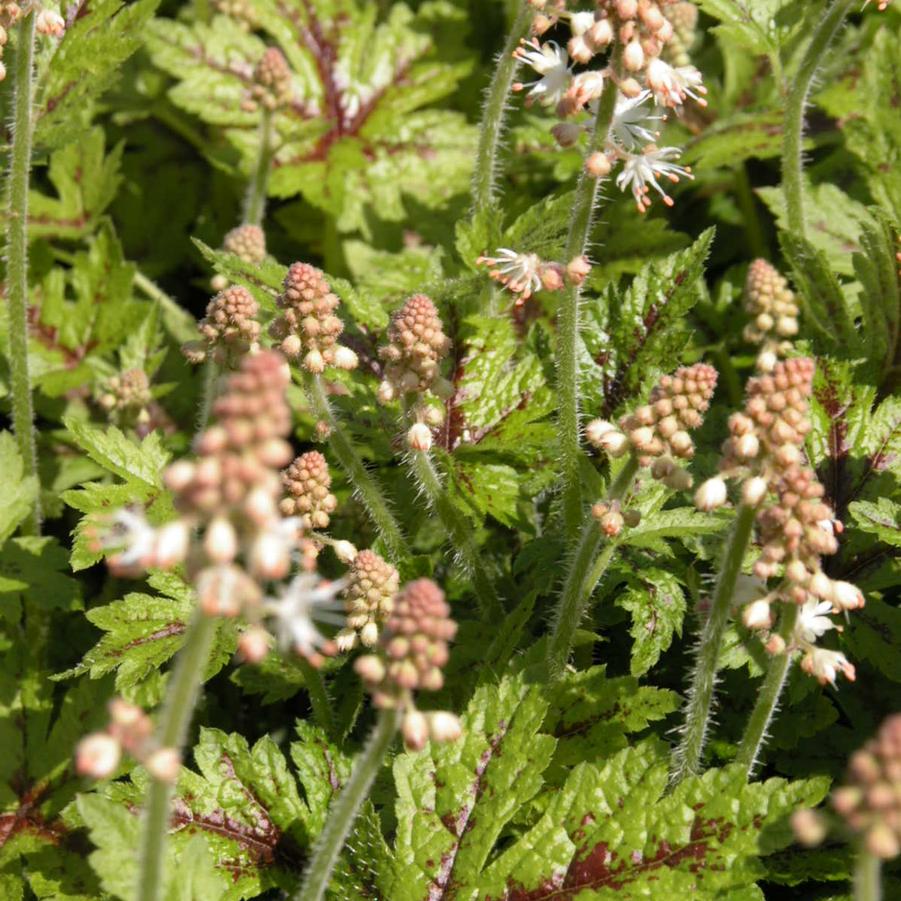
left=280, top=450, right=338, bottom=530
left=376, top=294, right=452, bottom=450
left=514, top=1, right=706, bottom=212
left=694, top=358, right=862, bottom=686
left=587, top=362, right=718, bottom=491
left=743, top=260, right=799, bottom=372
left=243, top=47, right=294, bottom=112
left=475, top=249, right=591, bottom=307
left=96, top=369, right=152, bottom=429
left=183, top=285, right=261, bottom=367
left=223, top=223, right=267, bottom=264
left=833, top=714, right=901, bottom=859
left=335, top=549, right=399, bottom=651
left=269, top=262, right=358, bottom=374
left=355, top=579, right=461, bottom=751
left=76, top=699, right=179, bottom=783
left=213, top=0, right=259, bottom=29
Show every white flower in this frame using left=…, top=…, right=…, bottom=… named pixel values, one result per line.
left=476, top=248, right=543, bottom=299
left=801, top=647, right=856, bottom=686
left=265, top=573, right=345, bottom=660
left=513, top=40, right=571, bottom=107
left=795, top=599, right=836, bottom=644
left=104, top=509, right=157, bottom=572
left=830, top=580, right=864, bottom=612
left=616, top=145, right=693, bottom=212
left=646, top=60, right=707, bottom=109
left=608, top=91, right=662, bottom=150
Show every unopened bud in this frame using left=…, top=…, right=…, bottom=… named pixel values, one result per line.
left=742, top=477, right=768, bottom=507
left=238, top=626, right=272, bottom=663
left=586, top=152, right=611, bottom=178
left=76, top=733, right=122, bottom=778
left=566, top=255, right=591, bottom=285
left=333, top=345, right=359, bottom=370
left=791, top=809, right=827, bottom=847
left=742, top=598, right=772, bottom=630
left=623, top=40, right=645, bottom=71
left=402, top=710, right=430, bottom=751
left=145, top=747, right=181, bottom=783
left=36, top=9, right=65, bottom=36
left=333, top=540, right=358, bottom=564
left=831, top=580, right=864, bottom=611
left=205, top=517, right=238, bottom=564
left=695, top=477, right=727, bottom=511
left=427, top=711, right=462, bottom=743
left=407, top=422, right=433, bottom=452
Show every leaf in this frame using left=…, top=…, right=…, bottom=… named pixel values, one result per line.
left=684, top=109, right=785, bottom=168
left=55, top=572, right=236, bottom=702
left=0, top=537, right=82, bottom=616
left=619, top=507, right=729, bottom=556
left=583, top=229, right=715, bottom=418
left=618, top=569, right=688, bottom=676
left=542, top=666, right=679, bottom=776
left=28, top=128, right=123, bottom=240
left=695, top=0, right=790, bottom=56
left=62, top=416, right=170, bottom=493
left=0, top=432, right=38, bottom=546
left=480, top=741, right=829, bottom=899
left=845, top=598, right=901, bottom=683
left=849, top=498, right=901, bottom=549
left=381, top=672, right=555, bottom=900
left=34, top=0, right=160, bottom=150
left=191, top=239, right=284, bottom=313
left=148, top=2, right=477, bottom=232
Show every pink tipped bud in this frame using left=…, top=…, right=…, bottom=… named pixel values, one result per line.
left=599, top=429, right=629, bottom=457
left=735, top=433, right=760, bottom=459
left=742, top=477, right=768, bottom=507
left=36, top=9, right=65, bottom=36
left=377, top=380, right=396, bottom=404
left=304, top=349, right=325, bottom=373
left=154, top=521, right=190, bottom=569
left=238, top=626, right=272, bottom=663
left=205, top=517, right=238, bottom=564
left=586, top=152, right=611, bottom=178
left=785, top=559, right=808, bottom=584
left=109, top=698, right=144, bottom=727
left=663, top=467, right=693, bottom=492
left=765, top=634, right=786, bottom=655
left=333, top=345, right=359, bottom=370
left=333, top=540, right=357, bottom=564
left=361, top=621, right=379, bottom=647
left=402, top=710, right=430, bottom=751
left=145, top=747, right=181, bottom=783
left=791, top=809, right=827, bottom=847
left=695, top=477, right=727, bottom=511
left=407, top=422, right=433, bottom=452
left=831, top=580, right=864, bottom=611
left=566, top=255, right=591, bottom=285
left=281, top=334, right=302, bottom=356
left=76, top=733, right=122, bottom=778
left=354, top=654, right=387, bottom=684
left=164, top=460, right=196, bottom=493
left=623, top=40, right=645, bottom=72
left=585, top=419, right=615, bottom=447
left=427, top=711, right=462, bottom=743
left=617, top=0, right=638, bottom=19
left=249, top=532, right=291, bottom=580
left=808, top=570, right=832, bottom=599
left=244, top=487, right=277, bottom=525
left=743, top=598, right=772, bottom=630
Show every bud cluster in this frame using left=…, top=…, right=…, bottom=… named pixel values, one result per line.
left=742, top=260, right=799, bottom=372
left=280, top=450, right=338, bottom=529
left=335, top=549, right=399, bottom=650
left=0, top=6, right=66, bottom=81
left=587, top=363, right=718, bottom=491
left=661, top=2, right=697, bottom=67
left=223, top=223, right=267, bottom=265
left=693, top=358, right=863, bottom=686
left=96, top=369, right=152, bottom=428
left=213, top=0, right=259, bottom=29
left=590, top=499, right=640, bottom=537
left=833, top=714, right=901, bottom=859
left=476, top=249, right=591, bottom=307
left=76, top=699, right=180, bottom=784
left=355, top=579, right=461, bottom=750
left=514, top=1, right=706, bottom=212
left=183, top=285, right=261, bottom=367
left=243, top=47, right=294, bottom=112
left=269, top=262, right=358, bottom=374
left=376, top=294, right=452, bottom=451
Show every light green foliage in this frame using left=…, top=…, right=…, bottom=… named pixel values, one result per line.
left=146, top=1, right=476, bottom=231
left=56, top=571, right=236, bottom=704
left=0, top=432, right=39, bottom=545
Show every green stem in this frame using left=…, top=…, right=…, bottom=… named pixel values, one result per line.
left=733, top=164, right=767, bottom=260
left=195, top=359, right=220, bottom=439
left=854, top=848, right=882, bottom=901
left=297, top=656, right=336, bottom=739
left=782, top=0, right=854, bottom=237
left=735, top=604, right=799, bottom=777
left=671, top=504, right=756, bottom=785
left=408, top=450, right=500, bottom=619
left=133, top=271, right=197, bottom=345
left=558, top=64, right=620, bottom=538
left=244, top=109, right=273, bottom=227
left=136, top=612, right=218, bottom=901
left=305, top=374, right=407, bottom=565
left=471, top=1, right=533, bottom=215
left=6, top=12, right=40, bottom=535
left=296, top=707, right=399, bottom=901
left=546, top=455, right=640, bottom=679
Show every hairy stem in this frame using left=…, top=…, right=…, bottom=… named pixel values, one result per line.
left=558, top=66, right=620, bottom=538
left=136, top=612, right=217, bottom=901
left=296, top=707, right=399, bottom=901
left=546, top=455, right=640, bottom=679
left=194, top=360, right=220, bottom=440
left=782, top=0, right=854, bottom=237
left=671, top=504, right=756, bottom=785
left=408, top=450, right=501, bottom=618
left=244, top=109, right=273, bottom=227
left=6, top=12, right=40, bottom=535
left=471, top=1, right=533, bottom=215
left=298, top=656, right=336, bottom=739
left=854, top=848, right=882, bottom=901
left=305, top=374, right=407, bottom=564
left=735, top=604, right=799, bottom=778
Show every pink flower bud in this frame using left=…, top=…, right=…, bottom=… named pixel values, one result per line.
left=694, top=477, right=727, bottom=512
left=205, top=517, right=238, bottom=564
left=76, top=733, right=122, bottom=778
left=407, top=422, right=433, bottom=452
left=145, top=747, right=181, bottom=783
left=623, top=40, right=645, bottom=72
left=742, top=477, right=768, bottom=507
left=586, top=152, right=612, bottom=178
left=402, top=710, right=430, bottom=751
left=791, top=809, right=827, bottom=847
left=427, top=711, right=462, bottom=743
left=742, top=598, right=772, bottom=630
left=354, top=654, right=386, bottom=684
left=164, top=460, right=196, bottom=493
left=36, top=9, right=65, bottom=36
left=333, top=540, right=357, bottom=564
left=333, top=345, right=359, bottom=370
left=831, top=580, right=864, bottom=611
left=238, top=626, right=272, bottom=663
left=585, top=419, right=615, bottom=447
left=249, top=532, right=291, bottom=580
left=155, top=520, right=190, bottom=569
